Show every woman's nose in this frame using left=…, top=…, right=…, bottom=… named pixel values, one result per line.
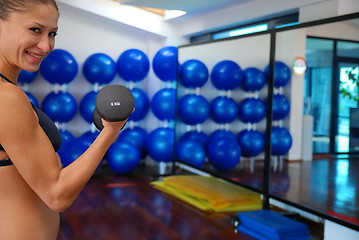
left=37, top=36, right=54, bottom=54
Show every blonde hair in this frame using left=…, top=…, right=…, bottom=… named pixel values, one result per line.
left=0, top=0, right=58, bottom=20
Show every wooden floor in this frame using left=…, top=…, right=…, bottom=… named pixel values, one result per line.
left=58, top=165, right=254, bottom=240
left=57, top=156, right=359, bottom=240
left=212, top=155, right=359, bottom=227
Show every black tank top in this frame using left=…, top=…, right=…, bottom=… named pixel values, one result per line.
left=0, top=74, right=62, bottom=167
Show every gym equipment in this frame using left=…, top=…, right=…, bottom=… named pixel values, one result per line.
left=92, top=85, right=135, bottom=131
left=178, top=94, right=210, bottom=125
left=146, top=127, right=174, bottom=163
left=210, top=96, right=238, bottom=124
left=207, top=136, right=241, bottom=171
left=271, top=126, right=293, bottom=156
left=152, top=46, right=178, bottom=82
left=58, top=137, right=91, bottom=168
left=237, top=210, right=310, bottom=240
left=83, top=53, right=116, bottom=84
left=151, top=88, right=176, bottom=121
left=41, top=91, right=78, bottom=123
left=179, top=130, right=208, bottom=147
left=18, top=70, right=37, bottom=84
left=80, top=91, right=97, bottom=124
left=238, top=98, right=266, bottom=123
left=211, top=60, right=244, bottom=90
left=272, top=94, right=290, bottom=120
left=81, top=130, right=99, bottom=143
left=237, top=129, right=265, bottom=157
left=40, top=49, right=78, bottom=84
left=179, top=59, right=209, bottom=88
left=208, top=129, right=237, bottom=144
left=175, top=140, right=206, bottom=168
left=151, top=175, right=262, bottom=213
left=129, top=88, right=150, bottom=121
left=241, top=67, right=266, bottom=92
left=117, top=49, right=149, bottom=82
left=264, top=61, right=291, bottom=88
left=117, top=127, right=148, bottom=158
left=106, top=141, right=141, bottom=174
left=60, top=129, right=74, bottom=145
left=25, top=91, right=39, bottom=108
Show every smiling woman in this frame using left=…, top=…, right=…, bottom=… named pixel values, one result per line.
left=0, top=1, right=128, bottom=239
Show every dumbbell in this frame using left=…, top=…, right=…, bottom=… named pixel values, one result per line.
left=92, top=85, right=135, bottom=131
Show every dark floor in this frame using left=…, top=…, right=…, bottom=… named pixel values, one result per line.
left=57, top=156, right=359, bottom=240
left=209, top=155, right=359, bottom=229
left=58, top=165, right=255, bottom=240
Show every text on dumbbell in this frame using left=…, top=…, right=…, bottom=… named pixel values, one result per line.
left=110, top=102, right=121, bottom=106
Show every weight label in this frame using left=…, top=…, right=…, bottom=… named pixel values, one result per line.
left=111, top=102, right=121, bottom=107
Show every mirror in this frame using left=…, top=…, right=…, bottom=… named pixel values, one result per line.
left=270, top=16, right=359, bottom=229
left=175, top=13, right=359, bottom=230
left=176, top=32, right=271, bottom=193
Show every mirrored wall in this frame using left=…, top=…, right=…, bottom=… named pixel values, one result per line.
left=175, top=13, right=359, bottom=230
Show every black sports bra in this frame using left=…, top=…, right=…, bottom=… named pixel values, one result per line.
left=0, top=74, right=62, bottom=167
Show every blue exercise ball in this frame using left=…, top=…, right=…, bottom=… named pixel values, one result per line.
left=129, top=88, right=150, bottom=121
left=241, top=67, right=266, bottom=92
left=81, top=130, right=99, bottom=143
left=211, top=60, right=244, bottom=90
left=117, top=49, right=150, bottom=82
left=207, top=136, right=241, bottom=171
left=210, top=96, right=238, bottom=124
left=60, top=129, right=74, bottom=145
left=58, top=137, right=91, bottom=168
left=238, top=98, right=266, bottom=123
left=176, top=140, right=206, bottom=168
left=271, top=126, right=292, bottom=156
left=272, top=94, right=290, bottom=120
left=179, top=59, right=209, bottom=88
left=107, top=141, right=141, bottom=174
left=152, top=46, right=178, bottom=82
left=40, top=49, right=78, bottom=84
left=80, top=91, right=97, bottom=123
left=178, top=94, right=210, bottom=125
left=146, top=127, right=174, bottom=163
left=118, top=127, right=148, bottom=158
left=25, top=91, right=39, bottom=108
left=41, top=91, right=78, bottom=123
left=179, top=130, right=208, bottom=147
left=18, top=70, right=37, bottom=84
left=264, top=61, right=291, bottom=88
left=83, top=53, right=116, bottom=84
left=57, top=129, right=74, bottom=160
left=208, top=129, right=237, bottom=145
left=151, top=88, right=176, bottom=121
left=237, top=129, right=265, bottom=157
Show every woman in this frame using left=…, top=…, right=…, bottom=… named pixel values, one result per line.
left=0, top=1, right=127, bottom=239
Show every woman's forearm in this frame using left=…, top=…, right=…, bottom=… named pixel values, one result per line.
left=52, top=127, right=119, bottom=211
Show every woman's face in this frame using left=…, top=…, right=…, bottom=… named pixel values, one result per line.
left=0, top=4, right=59, bottom=73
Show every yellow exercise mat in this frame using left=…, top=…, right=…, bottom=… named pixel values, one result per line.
left=151, top=175, right=262, bottom=213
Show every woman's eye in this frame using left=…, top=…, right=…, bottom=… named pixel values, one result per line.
left=49, top=32, right=58, bottom=37
left=29, top=27, right=41, bottom=33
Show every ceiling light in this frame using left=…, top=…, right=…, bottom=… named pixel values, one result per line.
left=164, top=10, right=187, bottom=20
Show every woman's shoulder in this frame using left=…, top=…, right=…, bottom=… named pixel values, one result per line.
left=0, top=83, right=33, bottom=120
left=0, top=82, right=30, bottom=105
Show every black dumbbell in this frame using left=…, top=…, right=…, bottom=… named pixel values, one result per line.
left=92, top=85, right=135, bottom=131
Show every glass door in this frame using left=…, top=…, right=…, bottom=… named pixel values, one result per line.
left=305, top=38, right=359, bottom=154
left=336, top=63, right=359, bottom=153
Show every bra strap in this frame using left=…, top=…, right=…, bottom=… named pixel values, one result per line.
left=0, top=158, right=13, bottom=167
left=0, top=73, right=15, bottom=85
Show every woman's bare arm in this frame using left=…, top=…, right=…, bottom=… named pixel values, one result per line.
left=0, top=85, right=124, bottom=212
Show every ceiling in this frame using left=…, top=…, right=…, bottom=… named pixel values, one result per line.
left=119, top=0, right=254, bottom=17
